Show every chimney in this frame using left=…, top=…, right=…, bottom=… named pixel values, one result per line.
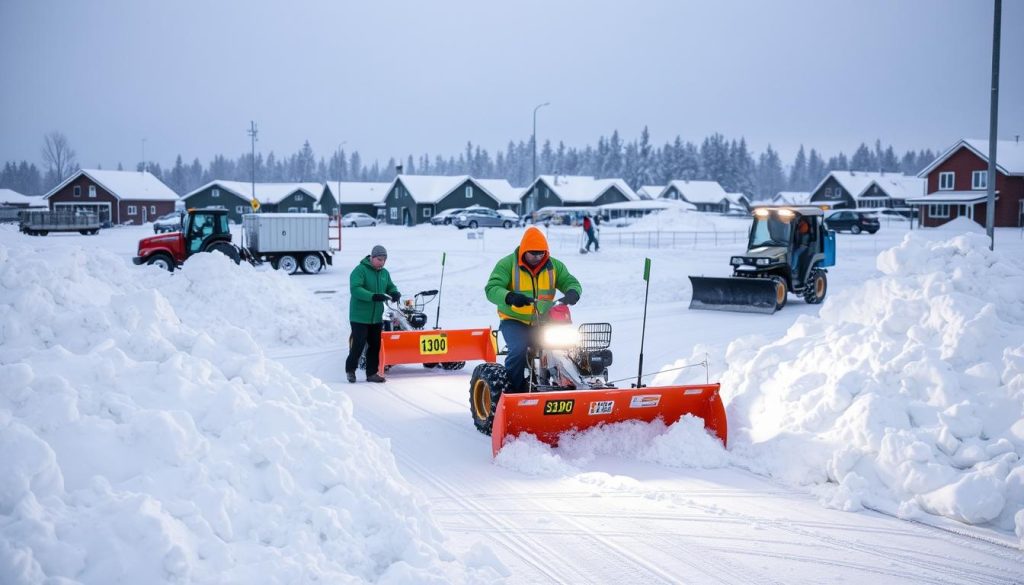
left=395, top=164, right=403, bottom=175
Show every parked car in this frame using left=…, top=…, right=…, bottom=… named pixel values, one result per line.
left=496, top=209, right=522, bottom=226
left=824, top=210, right=880, bottom=234
left=430, top=207, right=466, bottom=226
left=878, top=208, right=917, bottom=221
left=453, top=207, right=517, bottom=229
left=152, top=212, right=183, bottom=234
left=341, top=212, right=377, bottom=227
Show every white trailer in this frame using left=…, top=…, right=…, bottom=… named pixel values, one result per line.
left=242, top=213, right=333, bottom=274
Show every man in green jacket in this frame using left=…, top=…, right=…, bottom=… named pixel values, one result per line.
left=485, top=226, right=581, bottom=392
left=346, top=244, right=401, bottom=383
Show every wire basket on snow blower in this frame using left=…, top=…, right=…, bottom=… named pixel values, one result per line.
left=576, top=323, right=611, bottom=350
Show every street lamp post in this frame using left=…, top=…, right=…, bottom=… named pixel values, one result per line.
left=532, top=102, right=550, bottom=183
left=336, top=141, right=347, bottom=217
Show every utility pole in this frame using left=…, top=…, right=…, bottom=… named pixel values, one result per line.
left=985, top=0, right=1001, bottom=250
left=248, top=121, right=259, bottom=209
left=141, top=138, right=146, bottom=173
left=532, top=102, right=550, bottom=183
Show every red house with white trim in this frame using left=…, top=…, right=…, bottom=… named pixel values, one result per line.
left=909, top=138, right=1024, bottom=228
left=45, top=169, right=180, bottom=226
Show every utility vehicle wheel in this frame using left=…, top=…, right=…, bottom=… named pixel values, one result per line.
left=470, top=362, right=512, bottom=435
left=441, top=361, right=466, bottom=371
left=277, top=254, right=298, bottom=274
left=147, top=253, right=175, bottom=272
left=804, top=269, right=828, bottom=304
left=771, top=276, right=788, bottom=311
left=301, top=253, right=323, bottom=274
left=851, top=225, right=861, bottom=234
left=206, top=241, right=241, bottom=264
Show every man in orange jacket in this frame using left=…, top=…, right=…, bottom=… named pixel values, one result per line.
left=485, top=226, right=582, bottom=392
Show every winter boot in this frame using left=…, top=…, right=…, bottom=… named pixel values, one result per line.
left=346, top=371, right=356, bottom=383
left=366, top=373, right=386, bottom=383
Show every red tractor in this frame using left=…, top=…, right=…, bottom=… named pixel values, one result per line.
left=133, top=208, right=241, bottom=271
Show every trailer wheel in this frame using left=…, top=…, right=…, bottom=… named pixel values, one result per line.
left=470, top=362, right=512, bottom=435
left=277, top=254, right=298, bottom=274
left=147, top=253, right=175, bottom=272
left=38, top=230, right=48, bottom=236
left=803, top=269, right=828, bottom=304
left=300, top=253, right=323, bottom=274
left=771, top=276, right=788, bottom=311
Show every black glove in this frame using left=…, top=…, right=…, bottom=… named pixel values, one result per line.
left=371, top=293, right=389, bottom=302
left=389, top=291, right=401, bottom=303
left=505, top=292, right=534, bottom=307
left=561, top=289, right=580, bottom=306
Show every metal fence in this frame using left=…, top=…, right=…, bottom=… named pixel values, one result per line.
left=547, top=229, right=748, bottom=251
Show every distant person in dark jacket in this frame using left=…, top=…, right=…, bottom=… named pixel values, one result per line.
left=582, top=213, right=599, bottom=252
left=345, top=244, right=401, bottom=383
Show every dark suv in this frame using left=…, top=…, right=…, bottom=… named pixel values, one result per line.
left=825, top=210, right=879, bottom=234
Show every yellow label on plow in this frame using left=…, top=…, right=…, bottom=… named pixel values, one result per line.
left=418, top=334, right=448, bottom=355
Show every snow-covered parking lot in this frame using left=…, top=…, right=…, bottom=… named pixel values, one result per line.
left=2, top=215, right=1023, bottom=584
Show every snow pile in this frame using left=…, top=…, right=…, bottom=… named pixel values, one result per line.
left=671, top=231, right=1024, bottom=538
left=0, top=245, right=498, bottom=584
left=625, top=206, right=744, bottom=232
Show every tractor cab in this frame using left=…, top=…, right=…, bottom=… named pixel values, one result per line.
left=182, top=208, right=233, bottom=256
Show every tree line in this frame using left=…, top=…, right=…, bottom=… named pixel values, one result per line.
left=1, top=129, right=936, bottom=200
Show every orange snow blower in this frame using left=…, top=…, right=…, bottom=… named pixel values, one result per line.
left=470, top=259, right=727, bottom=457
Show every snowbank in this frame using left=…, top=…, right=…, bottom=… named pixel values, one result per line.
left=0, top=245, right=498, bottom=584
left=674, top=230, right=1024, bottom=539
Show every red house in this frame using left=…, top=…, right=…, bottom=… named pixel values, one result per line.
left=910, top=138, right=1024, bottom=228
left=44, top=169, right=179, bottom=226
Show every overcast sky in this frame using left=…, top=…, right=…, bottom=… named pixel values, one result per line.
left=1, top=0, right=1021, bottom=171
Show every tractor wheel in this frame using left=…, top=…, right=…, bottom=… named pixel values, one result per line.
left=851, top=225, right=862, bottom=234
left=803, top=269, right=828, bottom=304
left=300, top=253, right=323, bottom=274
left=147, top=253, right=175, bottom=272
left=441, top=361, right=466, bottom=371
left=277, top=254, right=298, bottom=274
left=470, top=362, right=511, bottom=435
left=206, top=241, right=241, bottom=264
left=770, top=276, right=788, bottom=311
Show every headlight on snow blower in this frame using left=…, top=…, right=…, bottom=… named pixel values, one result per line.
left=541, top=324, right=580, bottom=349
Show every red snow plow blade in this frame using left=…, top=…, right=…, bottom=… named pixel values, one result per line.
left=490, top=383, right=727, bottom=457
left=380, top=327, right=497, bottom=368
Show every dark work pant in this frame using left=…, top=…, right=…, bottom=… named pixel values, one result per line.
left=500, top=319, right=532, bottom=392
left=584, top=228, right=599, bottom=251
left=346, top=322, right=383, bottom=376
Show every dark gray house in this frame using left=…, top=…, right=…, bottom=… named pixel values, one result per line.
left=382, top=175, right=517, bottom=225
left=661, top=180, right=730, bottom=213
left=520, top=175, right=637, bottom=216
left=183, top=181, right=325, bottom=223
left=326, top=181, right=390, bottom=218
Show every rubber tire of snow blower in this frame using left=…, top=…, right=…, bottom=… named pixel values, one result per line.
left=423, top=363, right=439, bottom=369
left=470, top=362, right=512, bottom=435
left=441, top=361, right=466, bottom=371
left=803, top=269, right=828, bottom=304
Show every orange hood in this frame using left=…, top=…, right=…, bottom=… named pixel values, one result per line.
left=517, top=226, right=550, bottom=275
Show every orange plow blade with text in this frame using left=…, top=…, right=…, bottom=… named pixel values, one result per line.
left=490, top=383, right=727, bottom=457
left=380, top=327, right=497, bottom=368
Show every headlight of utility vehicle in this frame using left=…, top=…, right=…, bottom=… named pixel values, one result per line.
left=756, top=258, right=771, bottom=266
left=730, top=256, right=743, bottom=266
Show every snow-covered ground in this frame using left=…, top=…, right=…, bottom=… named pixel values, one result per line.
left=2, top=216, right=1023, bottom=584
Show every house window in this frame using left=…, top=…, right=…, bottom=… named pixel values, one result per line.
left=929, top=204, right=950, bottom=218
left=212, top=188, right=220, bottom=198
left=389, top=207, right=397, bottom=220
left=127, top=205, right=137, bottom=215
left=938, top=172, right=954, bottom=191
left=423, top=207, right=432, bottom=218
left=236, top=205, right=246, bottom=214
left=149, top=205, right=156, bottom=214
left=288, top=207, right=298, bottom=212
left=465, top=186, right=472, bottom=199
left=299, top=208, right=307, bottom=213
left=88, top=185, right=97, bottom=198
left=73, top=186, right=81, bottom=197
left=295, top=194, right=302, bottom=201
left=972, top=171, right=987, bottom=190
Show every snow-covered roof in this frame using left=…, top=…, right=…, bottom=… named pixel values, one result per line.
left=599, top=198, right=696, bottom=211
left=185, top=181, right=324, bottom=205
left=905, top=191, right=995, bottom=204
left=474, top=178, right=522, bottom=205
left=663, top=180, right=728, bottom=204
left=809, top=171, right=922, bottom=201
left=917, top=138, right=1024, bottom=177
left=636, top=185, right=665, bottom=200
left=536, top=175, right=639, bottom=204
left=392, top=175, right=474, bottom=204
left=327, top=181, right=390, bottom=204
left=45, top=169, right=179, bottom=201
left=0, top=188, right=44, bottom=206
left=866, top=175, right=925, bottom=200
left=775, top=191, right=811, bottom=205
